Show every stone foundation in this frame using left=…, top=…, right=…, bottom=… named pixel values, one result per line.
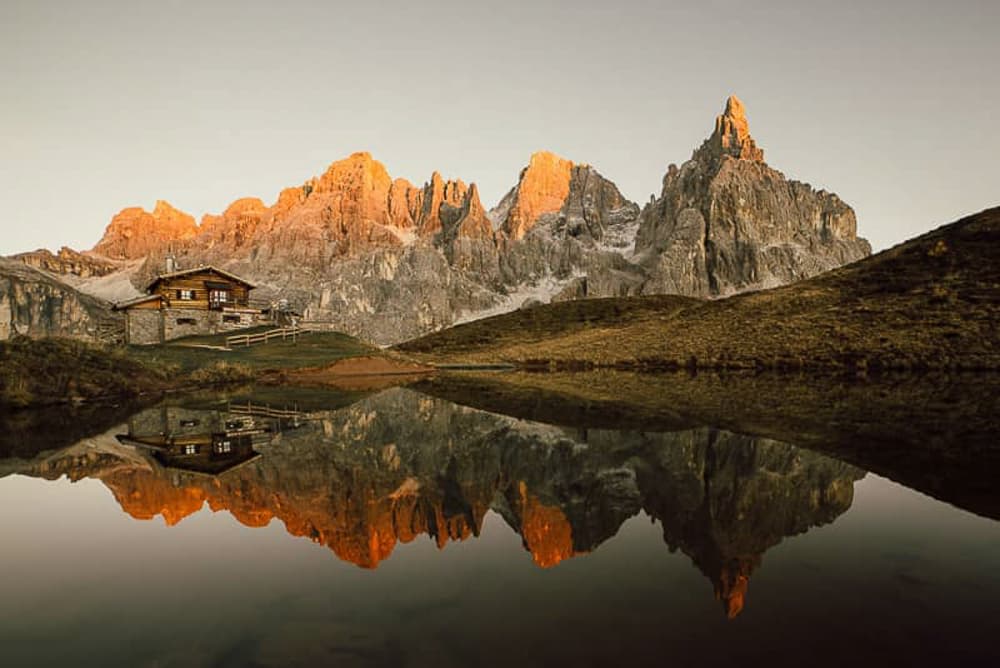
left=126, top=307, right=266, bottom=344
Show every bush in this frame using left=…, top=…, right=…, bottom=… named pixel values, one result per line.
left=0, top=373, right=33, bottom=408
left=188, top=361, right=255, bottom=385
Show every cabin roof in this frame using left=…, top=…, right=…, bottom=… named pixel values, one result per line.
left=146, top=265, right=258, bottom=292
left=112, top=294, right=163, bottom=311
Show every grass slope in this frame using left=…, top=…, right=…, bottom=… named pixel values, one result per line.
left=0, top=330, right=375, bottom=408
left=129, top=331, right=374, bottom=373
left=0, top=337, right=169, bottom=407
left=396, top=207, right=1000, bottom=372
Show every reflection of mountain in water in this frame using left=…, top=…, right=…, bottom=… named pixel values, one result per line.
left=5, top=388, right=863, bottom=617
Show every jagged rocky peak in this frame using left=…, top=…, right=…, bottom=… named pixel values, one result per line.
left=92, top=199, right=197, bottom=260
left=199, top=197, right=269, bottom=251
left=221, top=197, right=268, bottom=219
left=455, top=183, right=492, bottom=238
left=702, top=94, right=765, bottom=164
left=387, top=177, right=419, bottom=229
left=307, top=151, right=398, bottom=229
left=634, top=94, right=871, bottom=297
left=313, top=151, right=392, bottom=196
left=417, top=171, right=472, bottom=236
left=495, top=151, right=574, bottom=241
left=492, top=150, right=639, bottom=242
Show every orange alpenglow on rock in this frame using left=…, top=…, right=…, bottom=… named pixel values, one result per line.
left=106, top=472, right=209, bottom=527
left=98, top=467, right=489, bottom=570
left=418, top=171, right=470, bottom=236
left=714, top=558, right=755, bottom=619
left=94, top=151, right=504, bottom=268
left=707, top=95, right=765, bottom=163
left=516, top=481, right=577, bottom=568
left=310, top=151, right=396, bottom=227
left=454, top=183, right=493, bottom=239
left=92, top=200, right=197, bottom=260
left=502, top=151, right=574, bottom=241
left=199, top=197, right=268, bottom=249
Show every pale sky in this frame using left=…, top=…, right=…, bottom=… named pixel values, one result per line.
left=1, top=0, right=997, bottom=255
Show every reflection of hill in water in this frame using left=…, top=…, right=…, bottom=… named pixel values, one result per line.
left=5, top=387, right=862, bottom=617
left=415, top=371, right=1000, bottom=520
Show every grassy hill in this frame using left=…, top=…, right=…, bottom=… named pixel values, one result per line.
left=396, top=206, right=1000, bottom=372
left=0, top=337, right=170, bottom=408
left=0, top=330, right=375, bottom=408
left=128, top=330, right=374, bottom=372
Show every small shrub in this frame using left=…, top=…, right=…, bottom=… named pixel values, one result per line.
left=188, top=361, right=255, bottom=385
left=0, top=374, right=33, bottom=408
left=927, top=239, right=948, bottom=257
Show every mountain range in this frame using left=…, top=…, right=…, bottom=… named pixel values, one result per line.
left=1, top=96, right=871, bottom=345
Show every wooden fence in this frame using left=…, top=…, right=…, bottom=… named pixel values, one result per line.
left=227, top=401, right=308, bottom=420
left=225, top=327, right=309, bottom=348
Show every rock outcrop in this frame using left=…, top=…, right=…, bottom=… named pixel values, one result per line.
left=12, top=247, right=119, bottom=278
left=634, top=95, right=871, bottom=296
left=492, top=150, right=640, bottom=244
left=0, top=258, right=120, bottom=341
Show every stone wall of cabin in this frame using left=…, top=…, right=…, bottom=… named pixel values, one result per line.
left=154, top=308, right=265, bottom=344
left=126, top=309, right=163, bottom=345
left=162, top=308, right=215, bottom=342
left=126, top=303, right=265, bottom=345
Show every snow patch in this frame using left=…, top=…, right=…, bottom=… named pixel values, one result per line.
left=454, top=271, right=582, bottom=325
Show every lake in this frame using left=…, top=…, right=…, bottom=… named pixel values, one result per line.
left=1, top=376, right=998, bottom=667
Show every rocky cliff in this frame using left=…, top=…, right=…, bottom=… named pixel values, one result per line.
left=0, top=258, right=120, bottom=342
left=12, top=247, right=119, bottom=278
left=22, top=95, right=869, bottom=345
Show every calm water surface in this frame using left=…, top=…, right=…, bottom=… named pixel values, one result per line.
left=1, top=384, right=998, bottom=667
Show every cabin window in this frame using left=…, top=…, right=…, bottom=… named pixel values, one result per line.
left=209, top=289, right=230, bottom=309
left=176, top=289, right=195, bottom=300
left=182, top=444, right=199, bottom=455
left=223, top=314, right=241, bottom=324
left=215, top=440, right=232, bottom=454
left=176, top=318, right=197, bottom=325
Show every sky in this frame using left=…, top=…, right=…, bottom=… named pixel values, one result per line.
left=1, top=0, right=997, bottom=255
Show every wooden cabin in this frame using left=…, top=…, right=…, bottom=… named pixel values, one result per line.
left=114, top=266, right=264, bottom=344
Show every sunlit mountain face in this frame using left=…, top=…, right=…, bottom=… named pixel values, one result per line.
left=2, top=382, right=998, bottom=667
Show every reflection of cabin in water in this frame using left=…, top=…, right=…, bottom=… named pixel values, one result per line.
left=114, top=264, right=264, bottom=345
left=116, top=403, right=310, bottom=476
left=117, top=406, right=268, bottom=476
